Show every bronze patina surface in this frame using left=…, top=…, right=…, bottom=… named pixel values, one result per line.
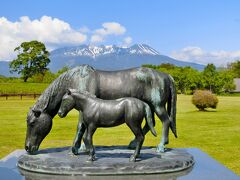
left=17, top=146, right=194, bottom=175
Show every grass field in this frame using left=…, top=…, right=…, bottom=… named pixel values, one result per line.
left=0, top=95, right=239, bottom=175
left=0, top=83, right=48, bottom=94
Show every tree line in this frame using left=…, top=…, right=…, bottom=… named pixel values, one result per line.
left=142, top=62, right=240, bottom=94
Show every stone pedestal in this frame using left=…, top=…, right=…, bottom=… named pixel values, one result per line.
left=0, top=147, right=239, bottom=180
left=17, top=146, right=194, bottom=175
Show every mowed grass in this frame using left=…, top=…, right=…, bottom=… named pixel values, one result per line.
left=0, top=83, right=48, bottom=94
left=0, top=95, right=239, bottom=175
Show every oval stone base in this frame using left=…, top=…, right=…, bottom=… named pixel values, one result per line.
left=17, top=146, right=194, bottom=176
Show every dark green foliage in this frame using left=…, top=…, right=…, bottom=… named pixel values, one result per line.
left=192, top=90, right=218, bottom=111
left=29, top=71, right=56, bottom=83
left=172, top=67, right=202, bottom=94
left=56, top=66, right=69, bottom=77
left=9, top=41, right=50, bottom=82
left=143, top=63, right=175, bottom=70
left=28, top=66, right=69, bottom=83
left=201, top=64, right=235, bottom=94
left=202, top=64, right=218, bottom=92
left=1, top=66, right=70, bottom=87
left=228, top=60, right=240, bottom=78
left=143, top=62, right=236, bottom=94
left=217, top=69, right=236, bottom=93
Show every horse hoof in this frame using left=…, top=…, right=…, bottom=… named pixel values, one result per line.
left=87, top=155, right=96, bottom=162
left=156, top=144, right=165, bottom=153
left=128, top=140, right=137, bottom=149
left=129, top=155, right=136, bottom=162
left=72, top=146, right=79, bottom=155
left=79, top=143, right=87, bottom=152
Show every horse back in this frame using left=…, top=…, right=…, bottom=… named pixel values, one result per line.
left=96, top=68, right=148, bottom=99
left=83, top=98, right=127, bottom=127
left=96, top=67, right=170, bottom=104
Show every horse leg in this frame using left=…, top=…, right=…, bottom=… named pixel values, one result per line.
left=72, top=112, right=87, bottom=154
left=127, top=123, right=144, bottom=162
left=154, top=106, right=170, bottom=153
left=84, top=124, right=96, bottom=161
left=128, top=109, right=155, bottom=149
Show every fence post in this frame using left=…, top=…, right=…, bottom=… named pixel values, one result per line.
left=20, top=94, right=23, bottom=100
left=6, top=95, right=8, bottom=100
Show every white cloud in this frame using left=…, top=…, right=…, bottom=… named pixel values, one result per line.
left=90, top=22, right=126, bottom=44
left=171, top=46, right=240, bottom=66
left=123, top=36, right=132, bottom=46
left=0, top=16, right=87, bottom=60
left=0, top=17, right=130, bottom=60
left=95, top=22, right=126, bottom=36
left=90, top=34, right=104, bottom=43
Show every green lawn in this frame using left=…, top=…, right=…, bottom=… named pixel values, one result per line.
left=0, top=82, right=48, bottom=94
left=0, top=95, right=239, bottom=175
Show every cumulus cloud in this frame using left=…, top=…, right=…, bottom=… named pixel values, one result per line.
left=0, top=16, right=87, bottom=60
left=90, top=22, right=126, bottom=43
left=171, top=46, right=240, bottom=66
left=123, top=36, right=132, bottom=46
left=90, top=35, right=102, bottom=43
left=0, top=17, right=130, bottom=60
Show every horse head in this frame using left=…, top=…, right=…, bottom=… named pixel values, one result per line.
left=25, top=108, right=52, bottom=154
left=58, top=89, right=76, bottom=118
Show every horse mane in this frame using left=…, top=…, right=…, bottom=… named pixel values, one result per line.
left=33, top=65, right=95, bottom=112
left=33, top=71, right=70, bottom=111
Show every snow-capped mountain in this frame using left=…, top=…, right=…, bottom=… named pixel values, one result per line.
left=49, top=44, right=204, bottom=72
left=0, top=44, right=205, bottom=77
left=51, top=44, right=160, bottom=58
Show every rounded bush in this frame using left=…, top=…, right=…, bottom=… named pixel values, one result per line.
left=192, top=90, right=218, bottom=111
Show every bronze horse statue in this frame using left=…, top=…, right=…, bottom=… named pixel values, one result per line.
left=25, top=65, right=177, bottom=154
left=58, top=89, right=157, bottom=162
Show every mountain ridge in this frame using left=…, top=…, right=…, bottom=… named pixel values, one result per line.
left=49, top=43, right=204, bottom=72
left=0, top=44, right=205, bottom=77
left=51, top=44, right=160, bottom=58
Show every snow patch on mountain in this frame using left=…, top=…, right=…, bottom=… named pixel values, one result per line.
left=57, top=44, right=160, bottom=58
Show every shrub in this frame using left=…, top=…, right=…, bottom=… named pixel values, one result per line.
left=192, top=90, right=219, bottom=111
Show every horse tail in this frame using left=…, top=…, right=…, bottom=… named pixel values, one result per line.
left=144, top=103, right=157, bottom=137
left=167, top=75, right=177, bottom=138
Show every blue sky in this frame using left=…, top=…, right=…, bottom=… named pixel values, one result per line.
left=0, top=0, right=240, bottom=66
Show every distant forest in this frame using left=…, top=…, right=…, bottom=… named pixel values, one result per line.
left=143, top=60, right=240, bottom=94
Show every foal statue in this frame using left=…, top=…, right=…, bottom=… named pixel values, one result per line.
left=58, top=89, right=157, bottom=162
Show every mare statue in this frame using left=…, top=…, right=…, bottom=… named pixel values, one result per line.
left=25, top=65, right=177, bottom=154
left=58, top=89, right=157, bottom=162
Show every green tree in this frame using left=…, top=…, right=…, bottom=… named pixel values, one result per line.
left=171, top=67, right=200, bottom=94
left=228, top=60, right=240, bottom=78
left=42, top=71, right=56, bottom=83
left=9, top=40, right=50, bottom=82
left=217, top=69, right=236, bottom=93
left=56, top=66, right=70, bottom=77
left=159, top=63, right=175, bottom=70
left=202, top=64, right=218, bottom=92
left=202, top=64, right=235, bottom=94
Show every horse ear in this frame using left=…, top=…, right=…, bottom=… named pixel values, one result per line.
left=32, top=109, right=42, bottom=117
left=67, top=89, right=72, bottom=95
